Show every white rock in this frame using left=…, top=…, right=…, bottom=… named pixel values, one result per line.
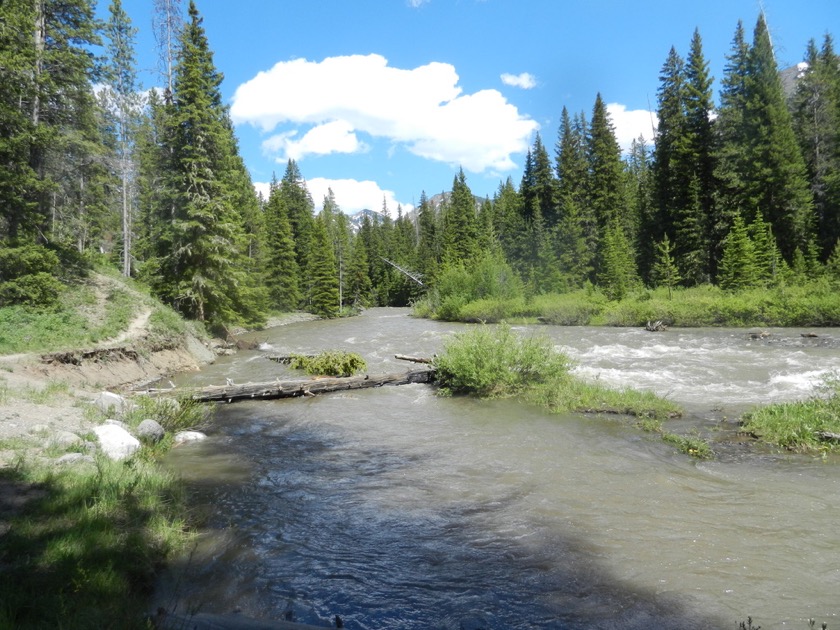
left=173, top=430, right=207, bottom=445
left=94, top=391, right=133, bottom=416
left=47, top=430, right=82, bottom=449
left=93, top=424, right=140, bottom=460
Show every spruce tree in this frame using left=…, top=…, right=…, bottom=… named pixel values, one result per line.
left=587, top=94, right=629, bottom=281
left=718, top=212, right=759, bottom=290
left=598, top=219, right=638, bottom=301
left=742, top=14, right=814, bottom=260
left=308, top=217, right=340, bottom=317
left=263, top=178, right=301, bottom=311
left=652, top=234, right=682, bottom=299
left=149, top=1, right=262, bottom=326
left=713, top=21, right=751, bottom=280
left=792, top=35, right=840, bottom=259
left=442, top=168, right=479, bottom=264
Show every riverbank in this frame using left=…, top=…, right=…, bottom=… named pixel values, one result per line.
left=413, top=280, right=840, bottom=327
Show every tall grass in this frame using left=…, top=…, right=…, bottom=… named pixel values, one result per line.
left=417, top=280, right=840, bottom=328
left=433, top=324, right=681, bottom=421
left=740, top=372, right=840, bottom=453
left=0, top=456, right=192, bottom=628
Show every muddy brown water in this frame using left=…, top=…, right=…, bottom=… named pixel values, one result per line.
left=156, top=309, right=840, bottom=629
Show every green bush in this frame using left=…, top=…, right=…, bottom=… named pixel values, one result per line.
left=289, top=350, right=367, bottom=377
left=0, top=245, right=63, bottom=307
left=433, top=324, right=571, bottom=397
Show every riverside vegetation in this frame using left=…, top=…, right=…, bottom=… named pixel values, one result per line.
left=0, top=390, right=208, bottom=629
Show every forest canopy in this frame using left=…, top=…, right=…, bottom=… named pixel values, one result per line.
left=1, top=1, right=839, bottom=327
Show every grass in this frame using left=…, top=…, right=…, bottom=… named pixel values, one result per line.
left=0, top=456, right=192, bottom=629
left=740, top=373, right=840, bottom=453
left=416, top=280, right=840, bottom=328
left=433, top=324, right=682, bottom=420
left=0, top=392, right=207, bottom=628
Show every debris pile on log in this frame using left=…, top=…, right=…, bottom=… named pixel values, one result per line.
left=645, top=320, right=668, bottom=332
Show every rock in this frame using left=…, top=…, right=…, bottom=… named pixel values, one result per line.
left=104, top=418, right=130, bottom=430
left=93, top=391, right=133, bottom=416
left=93, top=424, right=140, bottom=460
left=55, top=453, right=95, bottom=466
left=173, top=430, right=207, bottom=445
left=137, top=419, right=165, bottom=444
left=47, top=430, right=82, bottom=449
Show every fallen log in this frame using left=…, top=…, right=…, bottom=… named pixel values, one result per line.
left=186, top=368, right=436, bottom=403
left=394, top=354, right=433, bottom=364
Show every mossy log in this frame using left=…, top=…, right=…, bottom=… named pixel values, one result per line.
left=186, top=368, right=435, bottom=403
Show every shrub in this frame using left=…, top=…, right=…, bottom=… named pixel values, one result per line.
left=433, top=324, right=571, bottom=397
left=289, top=350, right=367, bottom=377
left=0, top=245, right=63, bottom=307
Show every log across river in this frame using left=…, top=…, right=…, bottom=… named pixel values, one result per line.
left=184, top=367, right=435, bottom=403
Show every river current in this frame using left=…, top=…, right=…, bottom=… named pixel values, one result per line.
left=156, top=308, right=840, bottom=629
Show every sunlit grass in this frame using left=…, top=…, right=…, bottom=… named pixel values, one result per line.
left=740, top=373, right=840, bottom=453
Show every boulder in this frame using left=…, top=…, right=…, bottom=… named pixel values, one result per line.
left=174, top=430, right=207, bottom=445
left=47, top=430, right=82, bottom=449
left=137, top=419, right=165, bottom=444
left=94, top=391, right=133, bottom=416
left=93, top=424, right=140, bottom=460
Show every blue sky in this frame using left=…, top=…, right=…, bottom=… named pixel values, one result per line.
left=108, top=0, right=839, bottom=215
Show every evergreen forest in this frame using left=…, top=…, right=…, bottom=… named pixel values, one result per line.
left=2, top=0, right=840, bottom=330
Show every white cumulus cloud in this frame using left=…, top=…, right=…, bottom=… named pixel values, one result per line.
left=252, top=177, right=411, bottom=215
left=500, top=72, right=537, bottom=89
left=261, top=120, right=366, bottom=160
left=606, top=103, right=658, bottom=153
left=231, top=54, right=538, bottom=172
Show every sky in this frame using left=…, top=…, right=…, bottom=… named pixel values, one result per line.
left=105, top=0, right=839, bottom=216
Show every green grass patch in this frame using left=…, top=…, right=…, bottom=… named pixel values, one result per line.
left=419, top=280, right=840, bottom=328
left=288, top=351, right=367, bottom=377
left=661, top=431, right=714, bottom=459
left=433, top=325, right=682, bottom=423
left=0, top=456, right=193, bottom=629
left=740, top=373, right=840, bottom=453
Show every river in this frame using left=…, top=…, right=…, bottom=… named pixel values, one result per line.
left=155, top=308, right=840, bottom=630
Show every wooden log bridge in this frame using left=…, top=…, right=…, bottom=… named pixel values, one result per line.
left=186, top=368, right=436, bottom=403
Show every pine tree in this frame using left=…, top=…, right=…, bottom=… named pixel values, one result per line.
left=308, top=217, right=340, bottom=317
left=521, top=134, right=558, bottom=227
left=149, top=1, right=262, bottom=326
left=749, top=213, right=784, bottom=286
left=0, top=0, right=101, bottom=247
left=346, top=233, right=373, bottom=308
left=598, top=219, right=638, bottom=300
left=587, top=94, right=629, bottom=281
left=684, top=28, right=717, bottom=275
left=713, top=21, right=751, bottom=279
left=792, top=36, right=840, bottom=259
left=742, top=14, right=814, bottom=260
left=416, top=191, right=440, bottom=282
left=652, top=234, right=682, bottom=299
left=263, top=178, right=301, bottom=311
left=442, top=168, right=478, bottom=264
left=718, top=212, right=759, bottom=290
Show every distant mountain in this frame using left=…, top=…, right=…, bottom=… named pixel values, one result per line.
left=347, top=191, right=486, bottom=230
left=780, top=61, right=809, bottom=98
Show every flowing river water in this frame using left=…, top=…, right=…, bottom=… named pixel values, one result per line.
left=155, top=308, right=840, bottom=629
